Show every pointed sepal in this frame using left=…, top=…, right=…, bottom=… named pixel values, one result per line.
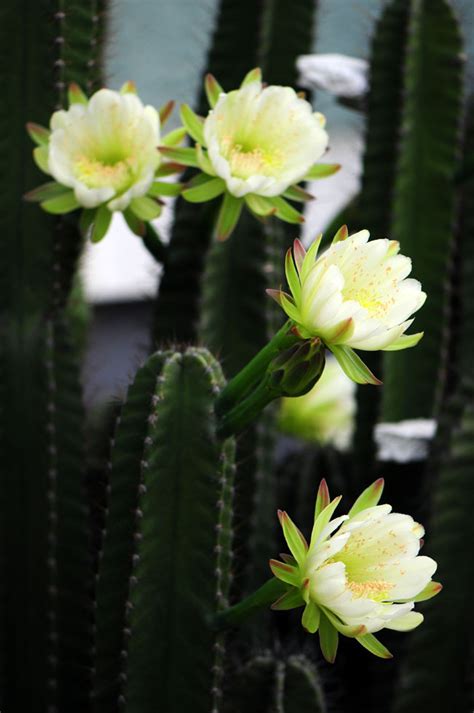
left=330, top=345, right=382, bottom=385
left=240, top=67, right=262, bottom=87
left=215, top=192, right=243, bottom=241
left=68, top=82, right=88, bottom=106
left=26, top=122, right=50, bottom=147
left=305, top=163, right=341, bottom=180
left=180, top=104, right=205, bottom=145
left=348, top=478, right=385, bottom=517
left=205, top=73, right=224, bottom=108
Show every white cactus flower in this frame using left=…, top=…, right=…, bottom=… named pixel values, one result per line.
left=268, top=226, right=426, bottom=384
left=203, top=80, right=328, bottom=198
left=26, top=83, right=183, bottom=242
left=48, top=88, right=160, bottom=211
left=279, top=357, right=356, bottom=449
left=270, top=479, right=441, bottom=662
left=176, top=68, right=339, bottom=241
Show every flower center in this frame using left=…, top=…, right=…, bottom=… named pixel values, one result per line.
left=220, top=136, right=283, bottom=179
left=74, top=154, right=137, bottom=191
left=346, top=579, right=393, bottom=601
left=342, top=285, right=388, bottom=319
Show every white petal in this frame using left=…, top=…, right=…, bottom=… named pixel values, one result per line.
left=385, top=611, right=423, bottom=631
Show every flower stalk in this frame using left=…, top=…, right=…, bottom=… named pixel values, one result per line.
left=215, top=319, right=297, bottom=416
left=215, top=578, right=288, bottom=629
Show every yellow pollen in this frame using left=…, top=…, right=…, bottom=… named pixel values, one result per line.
left=347, top=579, right=392, bottom=600
left=74, top=154, right=136, bottom=190
left=343, top=286, right=387, bottom=317
left=221, top=136, right=283, bottom=179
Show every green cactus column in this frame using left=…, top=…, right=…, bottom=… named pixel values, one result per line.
left=352, top=0, right=411, bottom=483
left=0, top=1, right=107, bottom=710
left=381, top=0, right=464, bottom=421
left=94, top=348, right=235, bottom=713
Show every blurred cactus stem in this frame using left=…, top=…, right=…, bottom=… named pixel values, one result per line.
left=217, top=336, right=326, bottom=437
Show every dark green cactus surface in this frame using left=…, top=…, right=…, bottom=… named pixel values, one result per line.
left=94, top=348, right=235, bottom=713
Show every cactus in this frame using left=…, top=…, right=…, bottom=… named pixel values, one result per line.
left=0, top=1, right=106, bottom=710
left=351, top=0, right=411, bottom=482
left=224, top=653, right=327, bottom=712
left=392, top=384, right=474, bottom=713
left=94, top=348, right=235, bottom=713
left=381, top=0, right=464, bottom=421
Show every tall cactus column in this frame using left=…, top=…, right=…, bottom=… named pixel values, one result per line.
left=94, top=348, right=236, bottom=713
left=0, top=1, right=107, bottom=710
left=381, top=0, right=464, bottom=421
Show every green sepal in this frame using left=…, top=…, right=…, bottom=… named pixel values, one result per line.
left=269, top=559, right=300, bottom=587
left=40, top=190, right=79, bottom=214
left=159, top=99, right=175, bottom=126
left=196, top=144, right=216, bottom=175
left=123, top=208, right=145, bottom=236
left=182, top=176, right=225, bottom=203
left=215, top=192, right=243, bottom=240
left=155, top=162, right=184, bottom=177
left=304, top=163, right=341, bottom=180
left=348, top=478, right=385, bottom=517
left=277, top=510, right=308, bottom=566
left=330, top=345, right=382, bottom=385
left=285, top=248, right=301, bottom=302
left=26, top=122, right=50, bottom=147
left=180, top=104, right=205, bottom=145
left=240, top=67, right=262, bottom=86
left=383, top=331, right=424, bottom=351
left=33, top=146, right=49, bottom=173
left=159, top=146, right=200, bottom=168
left=68, top=82, right=88, bottom=106
left=283, top=185, right=314, bottom=202
left=148, top=181, right=183, bottom=198
left=79, top=208, right=97, bottom=238
left=130, top=196, right=162, bottom=221
left=314, top=479, right=330, bottom=519
left=318, top=612, right=339, bottom=663
left=119, top=80, right=137, bottom=95
left=161, top=126, right=187, bottom=147
left=271, top=587, right=305, bottom=611
left=332, top=224, right=349, bottom=244
left=24, top=181, right=70, bottom=203
left=309, top=496, right=342, bottom=549
left=321, top=607, right=366, bottom=637
left=90, top=205, right=112, bottom=243
left=356, top=632, right=393, bottom=659
left=397, top=580, right=442, bottom=604
left=245, top=194, right=276, bottom=217
left=267, top=196, right=304, bottom=224
left=302, top=602, right=320, bottom=633
left=205, top=73, right=224, bottom=108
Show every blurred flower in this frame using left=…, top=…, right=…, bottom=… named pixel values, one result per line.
left=174, top=68, right=340, bottom=240
left=26, top=83, right=183, bottom=242
left=268, top=226, right=426, bottom=384
left=270, top=479, right=441, bottom=662
left=278, top=357, right=356, bottom=449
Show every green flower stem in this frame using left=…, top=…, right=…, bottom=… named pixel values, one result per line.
left=143, top=222, right=167, bottom=263
left=217, top=378, right=277, bottom=438
left=215, top=319, right=298, bottom=415
left=215, top=578, right=288, bottom=629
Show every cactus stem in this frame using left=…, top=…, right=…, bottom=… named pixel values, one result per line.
left=215, top=319, right=297, bottom=416
left=215, top=578, right=288, bottom=629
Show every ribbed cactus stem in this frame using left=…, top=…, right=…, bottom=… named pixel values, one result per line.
left=94, top=348, right=236, bottom=713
